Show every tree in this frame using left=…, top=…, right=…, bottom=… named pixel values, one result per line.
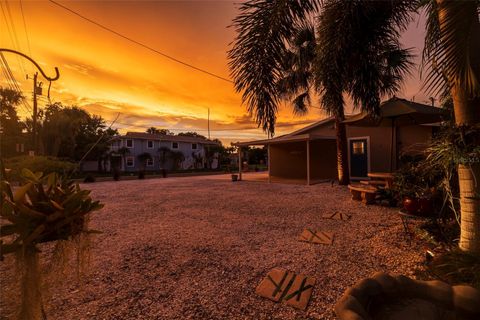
left=116, top=146, right=130, bottom=171
left=178, top=131, right=207, bottom=139
left=421, top=0, right=480, bottom=253
left=39, top=103, right=90, bottom=158
left=170, top=150, right=185, bottom=171
left=29, top=103, right=117, bottom=169
left=228, top=0, right=413, bottom=185
left=146, top=127, right=173, bottom=135
left=0, top=88, right=25, bottom=157
left=157, top=146, right=171, bottom=169
left=74, top=115, right=118, bottom=172
left=314, top=1, right=414, bottom=184
left=137, top=152, right=152, bottom=178
left=275, top=22, right=353, bottom=184
left=204, top=141, right=228, bottom=169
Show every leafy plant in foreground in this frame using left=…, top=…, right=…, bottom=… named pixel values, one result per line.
left=0, top=164, right=103, bottom=319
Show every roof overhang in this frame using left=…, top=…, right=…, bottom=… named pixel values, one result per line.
left=234, top=134, right=336, bottom=147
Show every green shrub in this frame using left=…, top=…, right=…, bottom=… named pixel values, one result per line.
left=4, top=156, right=77, bottom=181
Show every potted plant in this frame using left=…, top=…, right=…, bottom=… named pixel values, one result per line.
left=0, top=165, right=103, bottom=319
left=393, top=166, right=422, bottom=214
left=417, top=188, right=436, bottom=216
left=393, top=159, right=443, bottom=216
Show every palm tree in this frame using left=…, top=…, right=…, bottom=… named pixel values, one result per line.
left=229, top=0, right=480, bottom=253
left=116, top=146, right=130, bottom=171
left=421, top=0, right=480, bottom=253
left=158, top=146, right=171, bottom=169
left=315, top=1, right=414, bottom=184
left=275, top=22, right=354, bottom=184
left=229, top=0, right=413, bottom=185
left=170, top=151, right=185, bottom=171
left=137, top=152, right=152, bottom=179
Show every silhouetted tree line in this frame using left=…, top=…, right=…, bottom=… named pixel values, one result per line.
left=0, top=87, right=118, bottom=172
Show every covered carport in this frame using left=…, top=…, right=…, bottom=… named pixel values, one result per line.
left=235, top=134, right=337, bottom=185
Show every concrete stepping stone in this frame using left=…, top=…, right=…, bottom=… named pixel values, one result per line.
left=298, top=229, right=334, bottom=245
left=255, top=268, right=315, bottom=310
left=321, top=212, right=351, bottom=221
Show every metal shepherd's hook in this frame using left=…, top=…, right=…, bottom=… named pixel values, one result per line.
left=0, top=48, right=60, bottom=97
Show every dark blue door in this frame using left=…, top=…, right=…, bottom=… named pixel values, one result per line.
left=350, top=138, right=368, bottom=178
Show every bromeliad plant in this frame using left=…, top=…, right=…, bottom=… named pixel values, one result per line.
left=0, top=168, right=103, bottom=256
left=0, top=165, right=103, bottom=319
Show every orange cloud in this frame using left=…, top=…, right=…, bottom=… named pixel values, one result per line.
left=2, top=1, right=433, bottom=145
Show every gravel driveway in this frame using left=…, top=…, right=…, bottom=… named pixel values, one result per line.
left=0, top=174, right=424, bottom=319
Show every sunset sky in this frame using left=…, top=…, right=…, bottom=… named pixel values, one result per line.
left=1, top=0, right=432, bottom=144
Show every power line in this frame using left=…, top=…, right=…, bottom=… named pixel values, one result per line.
left=48, top=0, right=233, bottom=84
left=78, top=113, right=120, bottom=164
left=3, top=0, right=27, bottom=75
left=19, top=0, right=33, bottom=72
left=0, top=52, right=33, bottom=114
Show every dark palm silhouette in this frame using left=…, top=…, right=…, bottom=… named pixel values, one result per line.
left=116, top=146, right=130, bottom=171
left=137, top=152, right=152, bottom=179
left=157, top=146, right=171, bottom=169
left=229, top=0, right=414, bottom=185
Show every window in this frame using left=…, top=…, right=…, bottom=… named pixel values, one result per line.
left=172, top=142, right=179, bottom=149
left=146, top=158, right=154, bottom=167
left=147, top=140, right=154, bottom=149
left=191, top=143, right=197, bottom=150
left=126, top=139, right=134, bottom=148
left=352, top=141, right=365, bottom=155
left=126, top=156, right=135, bottom=167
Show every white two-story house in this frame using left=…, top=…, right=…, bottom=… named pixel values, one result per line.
left=110, top=132, right=220, bottom=172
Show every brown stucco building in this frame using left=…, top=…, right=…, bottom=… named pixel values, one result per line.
left=236, top=98, right=443, bottom=185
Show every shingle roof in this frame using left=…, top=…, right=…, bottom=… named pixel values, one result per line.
left=119, top=132, right=220, bottom=145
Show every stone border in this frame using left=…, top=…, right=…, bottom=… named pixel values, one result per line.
left=334, top=272, right=480, bottom=320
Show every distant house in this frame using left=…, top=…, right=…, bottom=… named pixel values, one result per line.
left=109, top=132, right=220, bottom=172
left=235, top=98, right=446, bottom=185
left=0, top=132, right=29, bottom=158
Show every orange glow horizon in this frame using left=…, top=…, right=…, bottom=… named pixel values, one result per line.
left=1, top=0, right=430, bottom=145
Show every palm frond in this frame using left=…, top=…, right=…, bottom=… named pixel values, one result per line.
left=315, top=0, right=416, bottom=115
left=291, top=91, right=311, bottom=115
left=276, top=21, right=316, bottom=112
left=422, top=0, right=480, bottom=97
left=228, top=0, right=319, bottom=135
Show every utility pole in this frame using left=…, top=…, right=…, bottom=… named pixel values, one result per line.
left=32, top=72, right=38, bottom=154
left=0, top=48, right=60, bottom=155
left=207, top=107, right=210, bottom=140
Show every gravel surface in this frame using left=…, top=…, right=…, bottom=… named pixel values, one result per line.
left=0, top=174, right=425, bottom=319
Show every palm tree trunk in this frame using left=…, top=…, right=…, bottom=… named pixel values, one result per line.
left=452, top=86, right=480, bottom=254
left=335, top=110, right=350, bottom=185
left=458, top=163, right=480, bottom=253
left=437, top=0, right=480, bottom=254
